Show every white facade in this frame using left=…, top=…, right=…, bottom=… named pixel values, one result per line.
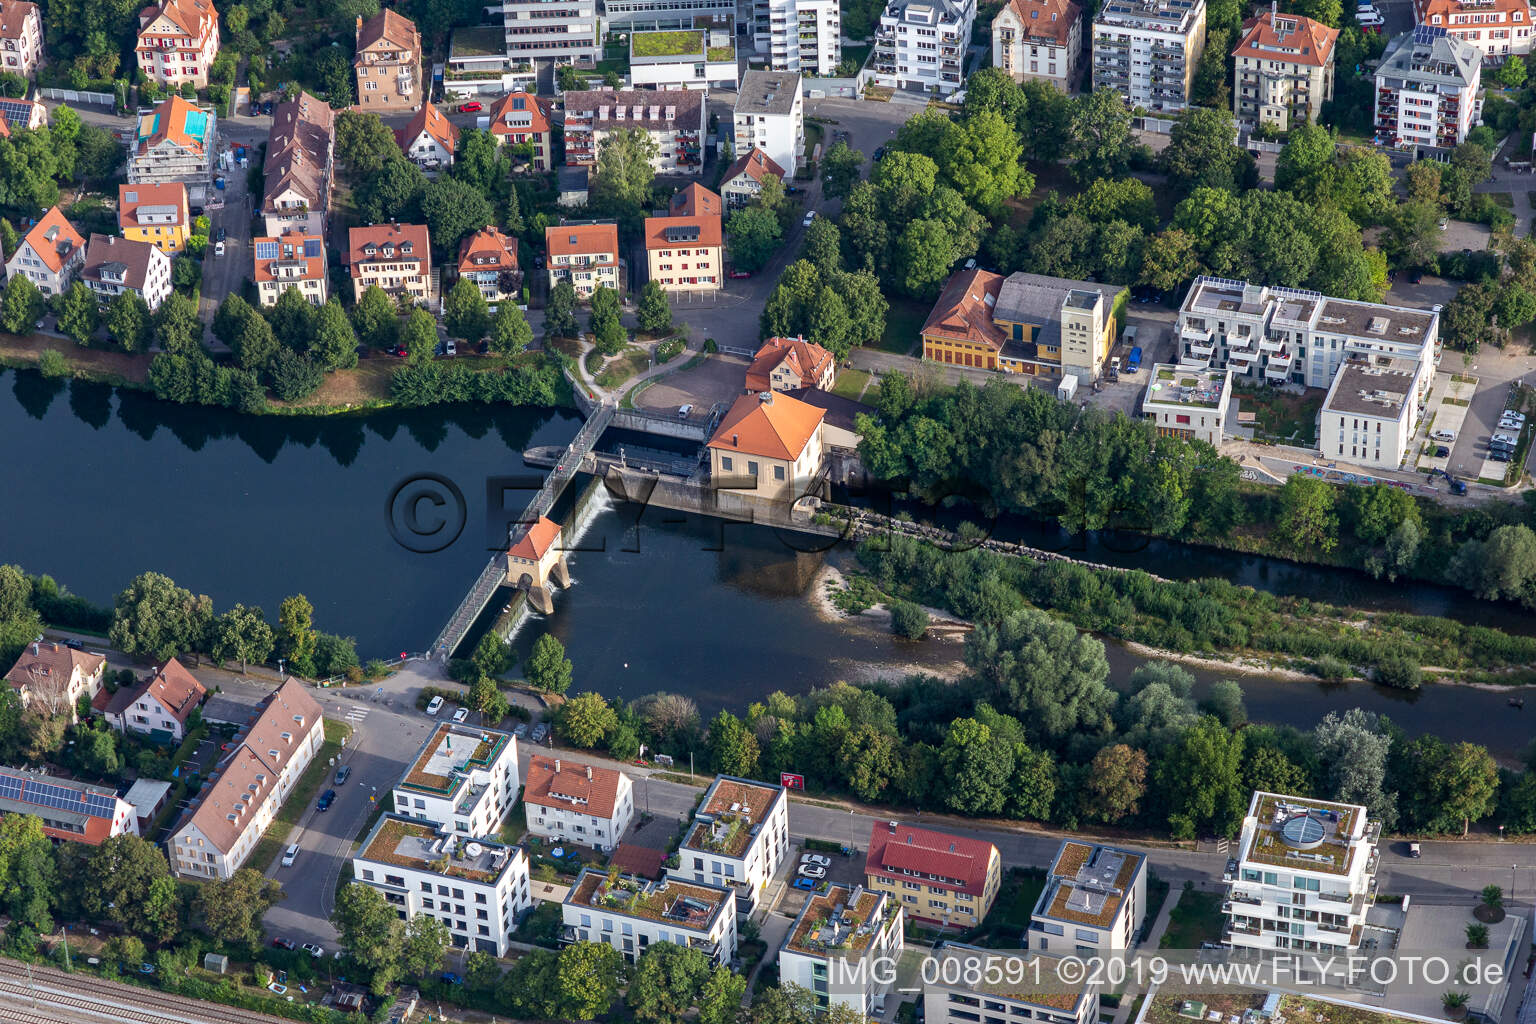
left=1417, top=0, right=1534, bottom=61
left=992, top=0, right=1083, bottom=92
left=1140, top=364, right=1233, bottom=447
left=495, top=0, right=599, bottom=64
left=0, top=1, right=44, bottom=79
left=733, top=72, right=804, bottom=177
left=1092, top=0, right=1207, bottom=111
left=1320, top=359, right=1421, bottom=469
left=391, top=725, right=521, bottom=838
left=779, top=885, right=905, bottom=1016
left=606, top=0, right=735, bottom=29
left=1223, top=791, right=1380, bottom=953
left=1029, top=841, right=1147, bottom=954
left=872, top=0, right=976, bottom=95
left=4, top=216, right=84, bottom=297
left=80, top=235, right=173, bottom=311
left=679, top=774, right=791, bottom=917
left=523, top=755, right=635, bottom=852
left=926, top=944, right=1101, bottom=1024
left=564, top=869, right=739, bottom=965
left=1374, top=27, right=1480, bottom=149
left=402, top=128, right=453, bottom=169
left=752, top=0, right=841, bottom=75
left=352, top=815, right=533, bottom=956
left=630, top=24, right=739, bottom=91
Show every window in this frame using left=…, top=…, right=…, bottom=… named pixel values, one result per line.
left=774, top=465, right=785, bottom=481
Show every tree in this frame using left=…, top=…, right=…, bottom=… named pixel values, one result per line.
left=151, top=291, right=201, bottom=355
left=0, top=273, right=42, bottom=334
left=1154, top=716, right=1246, bottom=838
left=276, top=594, right=318, bottom=676
left=468, top=676, right=509, bottom=722
left=310, top=299, right=359, bottom=370
left=939, top=109, right=1030, bottom=216
left=1277, top=474, right=1338, bottom=555
left=1481, top=884, right=1504, bottom=911
left=0, top=813, right=55, bottom=931
left=55, top=282, right=99, bottom=344
left=267, top=348, right=323, bottom=401
left=525, top=632, right=572, bottom=694
left=699, top=966, right=748, bottom=1024
left=559, top=692, right=617, bottom=748
left=266, top=286, right=314, bottom=353
left=422, top=179, right=495, bottom=254
left=198, top=868, right=283, bottom=948
left=208, top=604, right=274, bottom=672
left=1384, top=200, right=1442, bottom=271
left=81, top=835, right=178, bottom=939
left=889, top=599, right=929, bottom=639
left=106, top=290, right=153, bottom=352
left=1066, top=88, right=1134, bottom=182
left=1081, top=744, right=1149, bottom=823
left=401, top=914, right=450, bottom=979
left=400, top=308, right=438, bottom=364
left=352, top=284, right=398, bottom=349
left=1494, top=53, right=1528, bottom=87
left=556, top=941, right=624, bottom=1020
left=1275, top=122, right=1336, bottom=194
left=822, top=141, right=865, bottom=200
left=355, top=157, right=428, bottom=224
left=727, top=205, right=782, bottom=273
left=336, top=110, right=405, bottom=176
left=708, top=710, right=760, bottom=777
left=627, top=942, right=712, bottom=1024
left=592, top=126, right=658, bottom=211
left=543, top=281, right=579, bottom=339
left=444, top=276, right=491, bottom=342
left=1399, top=737, right=1498, bottom=835
left=1138, top=229, right=1200, bottom=292
left=1070, top=177, right=1158, bottom=230
left=940, top=717, right=1014, bottom=815
left=1162, top=107, right=1255, bottom=195
left=1200, top=679, right=1247, bottom=727
left=332, top=882, right=405, bottom=990
left=110, top=572, right=211, bottom=662
left=636, top=280, right=673, bottom=335
left=803, top=216, right=843, bottom=274
left=1313, top=709, right=1397, bottom=829
left=963, top=607, right=1114, bottom=743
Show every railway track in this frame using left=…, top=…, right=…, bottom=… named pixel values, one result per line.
left=0, top=957, right=292, bottom=1024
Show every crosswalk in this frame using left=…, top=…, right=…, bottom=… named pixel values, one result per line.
left=344, top=706, right=369, bottom=723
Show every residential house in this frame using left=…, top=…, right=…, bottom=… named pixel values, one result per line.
left=563, top=868, right=739, bottom=965
left=261, top=91, right=335, bottom=237
left=398, top=101, right=459, bottom=170
left=0, top=767, right=137, bottom=844
left=127, top=95, right=216, bottom=207
left=522, top=754, right=635, bottom=852
left=352, top=815, right=533, bottom=956
left=96, top=657, right=207, bottom=743
left=354, top=10, right=422, bottom=113
left=865, top=821, right=1002, bottom=929
left=779, top=885, right=904, bottom=1016
left=643, top=212, right=722, bottom=293
left=1374, top=26, right=1481, bottom=149
left=872, top=0, right=976, bottom=96
left=751, top=0, right=841, bottom=74
left=5, top=205, right=85, bottom=296
left=118, top=182, right=190, bottom=254
left=457, top=225, right=522, bottom=306
left=80, top=234, right=173, bottom=310
left=1415, top=0, right=1533, bottom=59
left=390, top=724, right=520, bottom=837
left=629, top=20, right=739, bottom=91
left=1232, top=11, right=1338, bottom=129
left=1141, top=364, right=1233, bottom=447
left=136, top=0, right=219, bottom=88
left=0, top=96, right=44, bottom=135
left=563, top=89, right=706, bottom=175
left=4, top=640, right=106, bottom=717
left=926, top=943, right=1101, bottom=1024
left=497, top=0, right=600, bottom=66
left=254, top=231, right=328, bottom=307
left=677, top=774, right=791, bottom=916
left=745, top=336, right=835, bottom=393
left=1092, top=0, right=1207, bottom=111
left=993, top=0, right=1082, bottom=91
left=670, top=182, right=723, bottom=218
left=706, top=391, right=826, bottom=504
left=1030, top=840, right=1147, bottom=953
left=719, top=147, right=785, bottom=208
left=347, top=223, right=432, bottom=304
left=733, top=72, right=803, bottom=177
left=1223, top=791, right=1380, bottom=952
left=487, top=92, right=552, bottom=170
left=0, top=1, right=43, bottom=78
left=545, top=222, right=621, bottom=298
left=169, top=679, right=325, bottom=879
left=1321, top=359, right=1423, bottom=469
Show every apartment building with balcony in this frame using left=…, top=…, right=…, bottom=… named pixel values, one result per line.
left=1321, top=358, right=1422, bottom=468
left=487, top=92, right=553, bottom=169
left=1092, top=0, right=1207, bottom=111
left=254, top=231, right=327, bottom=307
left=444, top=26, right=536, bottom=99
left=262, top=91, right=334, bottom=238
left=1141, top=364, right=1233, bottom=446
left=457, top=226, right=522, bottom=307
left=630, top=19, right=739, bottom=91
left=925, top=944, right=1101, bottom=1024
left=496, top=0, right=600, bottom=66
left=992, top=0, right=1082, bottom=91
left=872, top=0, right=975, bottom=95
left=347, top=222, right=432, bottom=304
left=391, top=724, right=521, bottom=838
left=1232, top=11, right=1338, bottom=129
left=545, top=221, right=621, bottom=297
left=779, top=885, right=904, bottom=1016
left=127, top=95, right=216, bottom=208
left=0, top=1, right=43, bottom=79
left=522, top=754, right=634, bottom=851
left=563, top=869, right=738, bottom=965
left=1374, top=26, right=1481, bottom=149
left=563, top=89, right=706, bottom=174
left=1222, top=791, right=1381, bottom=953
left=354, top=10, right=421, bottom=113
left=1029, top=841, right=1147, bottom=953
left=80, top=234, right=172, bottom=310
left=5, top=206, right=84, bottom=296
left=1416, top=0, right=1533, bottom=59
left=135, top=0, right=219, bottom=88
left=351, top=815, right=532, bottom=956
left=733, top=71, right=803, bottom=176
left=644, top=211, right=723, bottom=292
left=679, top=775, right=790, bottom=916
left=752, top=0, right=841, bottom=75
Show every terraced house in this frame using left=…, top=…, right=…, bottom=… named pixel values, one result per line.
left=563, top=869, right=739, bottom=965
left=1030, top=841, right=1147, bottom=953
left=354, top=9, right=422, bottom=113
left=778, top=885, right=905, bottom=1016
left=563, top=89, right=706, bottom=175
left=135, top=0, right=219, bottom=87
left=261, top=91, right=335, bottom=237
left=865, top=821, right=1001, bottom=928
left=679, top=775, right=790, bottom=916
left=348, top=222, right=431, bottom=304
left=118, top=182, right=190, bottom=254
left=390, top=724, right=521, bottom=838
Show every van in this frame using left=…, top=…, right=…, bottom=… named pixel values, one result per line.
left=1430, top=429, right=1456, bottom=442
left=1357, top=12, right=1383, bottom=25
left=1125, top=346, right=1143, bottom=373
left=281, top=844, right=299, bottom=867
left=678, top=403, right=693, bottom=418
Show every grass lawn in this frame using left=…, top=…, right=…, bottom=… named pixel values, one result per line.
left=1158, top=885, right=1225, bottom=950
left=877, top=298, right=929, bottom=355
left=1489, top=192, right=1515, bottom=209
left=842, top=43, right=872, bottom=71
left=831, top=367, right=872, bottom=401
left=1234, top=385, right=1323, bottom=446
left=632, top=29, right=702, bottom=57
left=248, top=719, right=352, bottom=873
left=596, top=347, right=650, bottom=389
left=966, top=867, right=1046, bottom=947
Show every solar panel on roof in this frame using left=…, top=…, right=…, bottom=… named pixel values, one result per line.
left=1413, top=24, right=1446, bottom=43
left=255, top=241, right=279, bottom=260
left=664, top=225, right=701, bottom=242
left=303, top=239, right=322, bottom=258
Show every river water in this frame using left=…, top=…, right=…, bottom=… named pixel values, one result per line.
left=5, top=370, right=1532, bottom=756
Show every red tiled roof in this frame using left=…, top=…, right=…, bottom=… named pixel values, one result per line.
left=866, top=822, right=997, bottom=897
left=0, top=1, right=38, bottom=42
left=347, top=222, right=429, bottom=271
left=922, top=268, right=1007, bottom=351
left=5, top=641, right=104, bottom=695
left=642, top=214, right=722, bottom=252
left=142, top=657, right=207, bottom=725
left=356, top=8, right=419, bottom=53
left=1232, top=11, right=1338, bottom=68
left=488, top=92, right=550, bottom=138
left=509, top=516, right=560, bottom=561
left=136, top=95, right=208, bottom=155
left=1415, top=0, right=1529, bottom=23
left=745, top=336, right=833, bottom=393
left=19, top=206, right=85, bottom=274
left=546, top=222, right=619, bottom=261
left=998, top=0, right=1081, bottom=46
left=401, top=101, right=459, bottom=157
left=138, top=0, right=215, bottom=40
left=457, top=225, right=518, bottom=275
left=524, top=754, right=626, bottom=818
left=722, top=147, right=785, bottom=187
left=253, top=230, right=326, bottom=286
left=670, top=183, right=722, bottom=218
left=118, top=183, right=188, bottom=231
left=706, top=391, right=824, bottom=461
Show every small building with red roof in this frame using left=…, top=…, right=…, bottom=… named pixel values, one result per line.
left=99, top=656, right=208, bottom=742
left=865, top=820, right=1003, bottom=928
left=745, top=336, right=835, bottom=394
left=507, top=515, right=570, bottom=612
left=523, top=754, right=634, bottom=852
left=643, top=212, right=722, bottom=293
left=5, top=205, right=85, bottom=296
left=545, top=221, right=620, bottom=298
left=398, top=101, right=459, bottom=170
left=669, top=182, right=723, bottom=219
left=457, top=225, right=521, bottom=306
left=487, top=92, right=552, bottom=170
left=1231, top=11, right=1338, bottom=130
left=707, top=391, right=826, bottom=502
left=922, top=268, right=1007, bottom=370
left=720, top=147, right=785, bottom=209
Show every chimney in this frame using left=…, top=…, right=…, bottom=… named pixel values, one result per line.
left=888, top=820, right=897, bottom=834
left=356, top=14, right=363, bottom=33
left=555, top=758, right=562, bottom=773
left=586, top=765, right=593, bottom=780
left=30, top=643, right=38, bottom=656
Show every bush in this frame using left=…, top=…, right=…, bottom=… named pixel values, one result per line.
left=36, top=349, right=69, bottom=378
left=703, top=338, right=717, bottom=353
left=654, top=337, right=685, bottom=363
left=1312, top=655, right=1350, bottom=682
left=889, top=599, right=930, bottom=640
left=1374, top=655, right=1422, bottom=690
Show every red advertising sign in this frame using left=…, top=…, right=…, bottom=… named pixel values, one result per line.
left=781, top=772, right=805, bottom=790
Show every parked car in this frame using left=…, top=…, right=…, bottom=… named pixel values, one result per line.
left=336, top=765, right=351, bottom=784
left=281, top=843, right=299, bottom=867
left=1435, top=445, right=1450, bottom=458
left=797, top=864, right=826, bottom=879
left=1489, top=449, right=1512, bottom=462
left=963, top=257, right=977, bottom=271
left=263, top=100, right=274, bottom=115
left=317, top=789, right=336, bottom=811
left=872, top=146, right=886, bottom=161
left=458, top=102, right=482, bottom=113
left=531, top=722, right=550, bottom=743
left=302, top=944, right=325, bottom=958
left=1430, top=429, right=1456, bottom=442
left=678, top=403, right=694, bottom=418
left=64, top=639, right=83, bottom=650
left=728, top=269, right=751, bottom=279
left=801, top=853, right=831, bottom=867
left=785, top=185, right=803, bottom=195
left=441, top=972, right=465, bottom=985
left=793, top=877, right=819, bottom=890
left=216, top=226, right=226, bottom=242
left=1409, top=842, right=1422, bottom=858
left=802, top=210, right=817, bottom=227
left=427, top=695, right=444, bottom=715
left=1449, top=478, right=1467, bottom=495
left=513, top=722, right=529, bottom=738
left=214, top=240, right=225, bottom=257
left=272, top=937, right=297, bottom=951
left=452, top=706, right=470, bottom=722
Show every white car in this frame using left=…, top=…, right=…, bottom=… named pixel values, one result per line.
left=214, top=240, right=225, bottom=257
left=1357, top=12, right=1383, bottom=24
left=803, top=210, right=817, bottom=227
left=1430, top=429, right=1456, bottom=442
left=281, top=843, right=299, bottom=867
left=797, top=864, right=826, bottom=879
left=452, top=706, right=469, bottom=722
left=800, top=853, right=831, bottom=867
left=301, top=943, right=325, bottom=958
left=426, top=695, right=444, bottom=716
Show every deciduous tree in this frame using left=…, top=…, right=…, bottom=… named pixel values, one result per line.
left=198, top=867, right=283, bottom=948
left=525, top=632, right=572, bottom=694
left=109, top=572, right=212, bottom=662
left=543, top=281, right=579, bottom=339
left=55, top=282, right=99, bottom=344
left=444, top=276, right=491, bottom=342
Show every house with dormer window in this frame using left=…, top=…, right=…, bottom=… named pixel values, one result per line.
left=5, top=206, right=84, bottom=296
left=254, top=230, right=327, bottom=307
left=523, top=755, right=633, bottom=852
left=544, top=222, right=620, bottom=298
left=0, top=1, right=44, bottom=79
left=456, top=226, right=522, bottom=306
left=347, top=223, right=431, bottom=303
left=488, top=92, right=552, bottom=169
left=80, top=233, right=172, bottom=310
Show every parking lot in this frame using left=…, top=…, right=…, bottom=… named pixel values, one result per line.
left=1413, top=371, right=1476, bottom=476
left=634, top=352, right=748, bottom=421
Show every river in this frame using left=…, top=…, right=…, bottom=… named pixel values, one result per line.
left=4, top=370, right=1532, bottom=756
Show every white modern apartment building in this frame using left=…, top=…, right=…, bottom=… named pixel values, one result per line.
left=925, top=944, right=1101, bottom=1024
left=1092, top=0, right=1207, bottom=111
left=1374, top=27, right=1481, bottom=150
left=733, top=71, right=803, bottom=177
left=751, top=0, right=841, bottom=75
left=872, top=0, right=975, bottom=96
left=1321, top=358, right=1423, bottom=469
left=779, top=885, right=904, bottom=1016
left=352, top=814, right=533, bottom=956
left=679, top=774, right=790, bottom=917
left=992, top=0, right=1083, bottom=92
left=391, top=724, right=520, bottom=838
left=1030, top=841, right=1147, bottom=954
left=497, top=0, right=600, bottom=65
left=1415, top=0, right=1533, bottom=60
left=563, top=869, right=739, bottom=966
left=607, top=0, right=735, bottom=30
left=522, top=755, right=634, bottom=852
left=1223, top=791, right=1381, bottom=953
left=1141, top=364, right=1234, bottom=447
left=1176, top=276, right=1440, bottom=392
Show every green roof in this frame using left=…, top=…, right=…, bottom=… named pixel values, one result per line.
left=633, top=30, right=703, bottom=57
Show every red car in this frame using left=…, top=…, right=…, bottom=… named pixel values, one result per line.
left=458, top=102, right=482, bottom=113
left=729, top=269, right=751, bottom=279
left=392, top=346, right=408, bottom=357
left=272, top=938, right=297, bottom=951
